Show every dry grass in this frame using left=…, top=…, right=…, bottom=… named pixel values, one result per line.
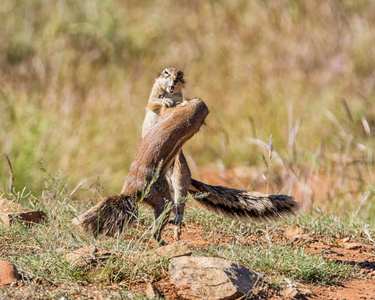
left=0, top=0, right=374, bottom=217
left=0, top=168, right=366, bottom=298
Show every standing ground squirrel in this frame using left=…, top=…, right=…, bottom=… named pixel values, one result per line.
left=142, top=68, right=192, bottom=239
left=73, top=99, right=209, bottom=245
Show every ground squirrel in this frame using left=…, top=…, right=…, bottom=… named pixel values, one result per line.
left=141, top=68, right=192, bottom=237
left=73, top=99, right=209, bottom=245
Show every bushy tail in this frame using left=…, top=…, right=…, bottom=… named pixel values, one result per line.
left=72, top=194, right=138, bottom=237
left=188, top=179, right=298, bottom=222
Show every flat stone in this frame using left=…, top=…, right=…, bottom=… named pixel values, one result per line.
left=283, top=286, right=313, bottom=299
left=360, top=269, right=370, bottom=275
left=343, top=243, right=362, bottom=250
left=284, top=224, right=311, bottom=241
left=0, top=198, right=46, bottom=227
left=0, top=260, right=20, bottom=287
left=145, top=282, right=162, bottom=299
left=299, top=288, right=314, bottom=296
left=65, top=246, right=112, bottom=267
left=283, top=286, right=301, bottom=299
left=169, top=256, right=259, bottom=300
left=150, top=240, right=192, bottom=260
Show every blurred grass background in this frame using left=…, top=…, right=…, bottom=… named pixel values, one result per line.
left=0, top=0, right=374, bottom=216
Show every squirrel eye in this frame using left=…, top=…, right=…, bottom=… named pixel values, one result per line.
left=163, top=69, right=169, bottom=76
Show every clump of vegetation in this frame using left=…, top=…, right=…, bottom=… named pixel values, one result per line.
left=195, top=243, right=353, bottom=285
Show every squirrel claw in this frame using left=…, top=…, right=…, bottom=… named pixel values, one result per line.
left=162, top=99, right=175, bottom=108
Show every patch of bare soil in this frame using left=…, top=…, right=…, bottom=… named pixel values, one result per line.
left=148, top=224, right=375, bottom=300
left=141, top=166, right=375, bottom=299
left=308, top=279, right=375, bottom=300
left=305, top=241, right=375, bottom=300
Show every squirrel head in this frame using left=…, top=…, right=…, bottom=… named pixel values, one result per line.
left=156, top=67, right=184, bottom=95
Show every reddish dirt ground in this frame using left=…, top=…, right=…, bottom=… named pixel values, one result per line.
left=149, top=223, right=375, bottom=300
left=305, top=241, right=375, bottom=300
left=143, top=166, right=375, bottom=299
left=4, top=166, right=374, bottom=299
left=5, top=224, right=374, bottom=300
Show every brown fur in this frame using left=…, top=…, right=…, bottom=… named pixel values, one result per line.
left=73, top=99, right=209, bottom=245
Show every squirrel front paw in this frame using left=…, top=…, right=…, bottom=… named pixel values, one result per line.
left=162, top=99, right=176, bottom=108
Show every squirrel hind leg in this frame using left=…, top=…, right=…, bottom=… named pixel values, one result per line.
left=170, top=150, right=191, bottom=240
left=150, top=186, right=173, bottom=245
left=152, top=203, right=171, bottom=246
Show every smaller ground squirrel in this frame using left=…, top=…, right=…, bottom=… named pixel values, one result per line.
left=142, top=68, right=192, bottom=239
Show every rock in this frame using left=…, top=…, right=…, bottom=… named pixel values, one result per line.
left=169, top=256, right=259, bottom=300
left=284, top=224, right=310, bottom=242
left=150, top=240, right=191, bottom=260
left=283, top=286, right=301, bottom=299
left=299, top=288, right=313, bottom=296
left=283, top=286, right=313, bottom=299
left=360, top=268, right=371, bottom=275
left=0, top=198, right=46, bottom=227
left=343, top=242, right=362, bottom=250
left=145, top=282, right=162, bottom=299
left=65, top=246, right=112, bottom=267
left=0, top=260, right=20, bottom=287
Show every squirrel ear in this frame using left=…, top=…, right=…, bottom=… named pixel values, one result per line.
left=177, top=71, right=184, bottom=78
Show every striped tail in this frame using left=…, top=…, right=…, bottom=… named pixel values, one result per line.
left=188, top=178, right=298, bottom=222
